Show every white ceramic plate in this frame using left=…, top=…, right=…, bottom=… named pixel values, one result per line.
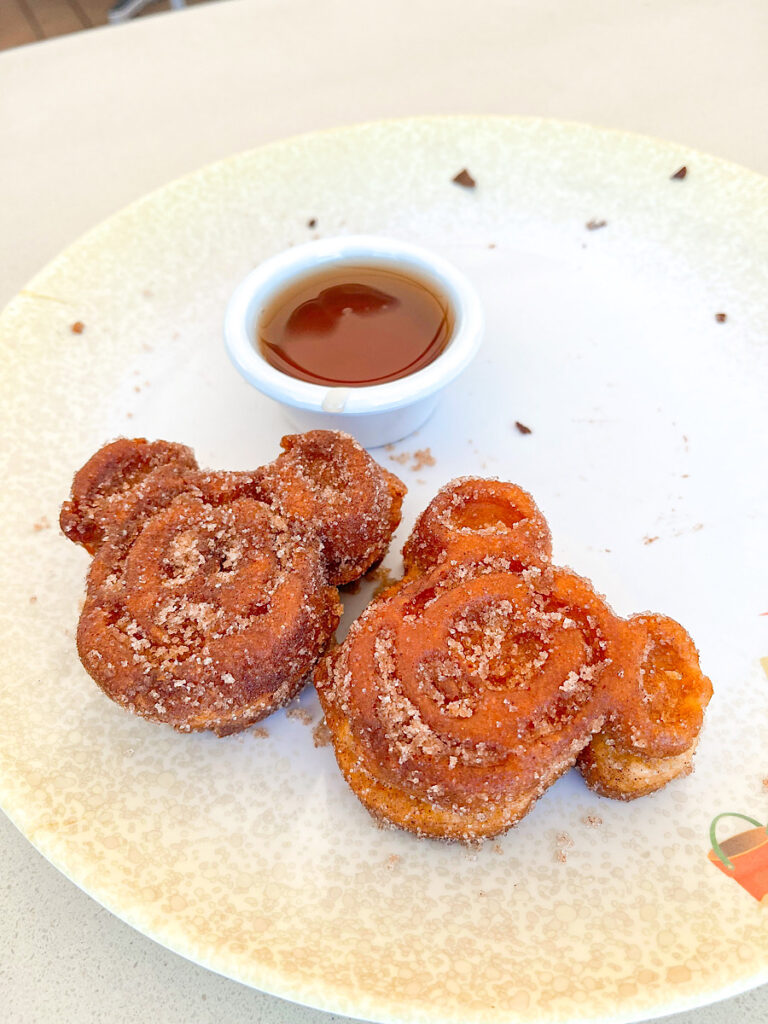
left=1, top=117, right=767, bottom=1024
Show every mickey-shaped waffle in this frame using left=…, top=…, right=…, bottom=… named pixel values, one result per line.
left=316, top=478, right=712, bottom=840
left=61, top=431, right=405, bottom=735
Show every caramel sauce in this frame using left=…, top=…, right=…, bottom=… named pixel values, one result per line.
left=257, top=265, right=453, bottom=386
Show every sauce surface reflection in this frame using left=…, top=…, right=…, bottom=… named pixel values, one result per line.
left=258, top=265, right=453, bottom=386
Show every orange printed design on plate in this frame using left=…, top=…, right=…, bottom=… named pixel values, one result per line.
left=708, top=813, right=768, bottom=904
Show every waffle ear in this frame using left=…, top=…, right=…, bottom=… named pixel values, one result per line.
left=253, top=430, right=406, bottom=585
left=402, top=477, right=551, bottom=574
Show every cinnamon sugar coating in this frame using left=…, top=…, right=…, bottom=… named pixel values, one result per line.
left=62, top=432, right=405, bottom=734
left=254, top=431, right=406, bottom=585
left=402, top=477, right=552, bottom=573
left=315, top=478, right=712, bottom=840
left=60, top=438, right=198, bottom=554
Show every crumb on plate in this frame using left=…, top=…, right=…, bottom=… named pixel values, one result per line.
left=452, top=168, right=476, bottom=188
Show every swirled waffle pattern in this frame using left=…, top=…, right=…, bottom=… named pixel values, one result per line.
left=316, top=478, right=712, bottom=839
left=61, top=431, right=405, bottom=734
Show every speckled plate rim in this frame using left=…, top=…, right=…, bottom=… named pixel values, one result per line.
left=1, top=807, right=764, bottom=1024
left=1, top=115, right=767, bottom=1024
left=4, top=111, right=768, bottom=322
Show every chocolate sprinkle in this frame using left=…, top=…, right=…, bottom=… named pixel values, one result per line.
left=714, top=312, right=727, bottom=323
left=586, top=219, right=607, bottom=231
left=307, top=218, right=317, bottom=229
left=671, top=166, right=688, bottom=180
left=515, top=421, right=532, bottom=435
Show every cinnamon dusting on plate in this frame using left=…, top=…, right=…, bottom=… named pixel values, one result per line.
left=388, top=451, right=410, bottom=465
left=313, top=718, right=332, bottom=747
left=287, top=707, right=313, bottom=726
left=388, top=448, right=436, bottom=472
left=555, top=832, right=574, bottom=862
left=412, top=448, right=435, bottom=471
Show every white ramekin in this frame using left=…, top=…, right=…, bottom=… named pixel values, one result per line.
left=223, top=235, right=484, bottom=448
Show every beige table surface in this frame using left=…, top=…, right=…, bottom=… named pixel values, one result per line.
left=1, top=1, right=766, bottom=1021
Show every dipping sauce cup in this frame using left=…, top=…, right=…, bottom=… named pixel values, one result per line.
left=224, top=236, right=483, bottom=448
